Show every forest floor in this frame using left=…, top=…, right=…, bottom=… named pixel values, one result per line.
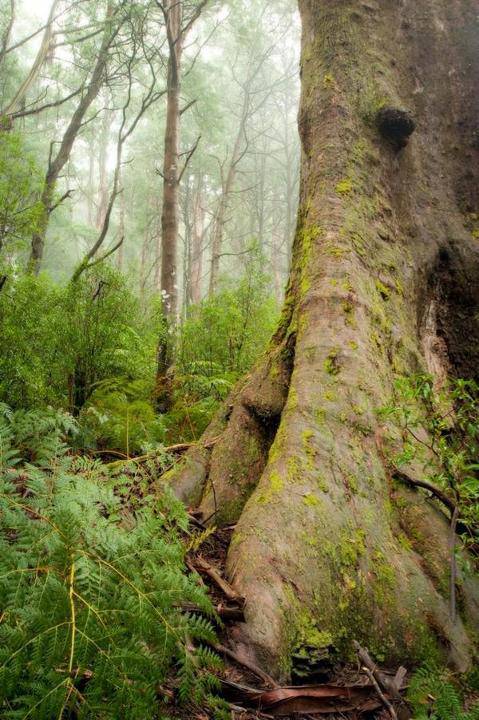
left=175, top=523, right=411, bottom=720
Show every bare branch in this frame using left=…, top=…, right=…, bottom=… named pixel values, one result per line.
left=179, top=98, right=196, bottom=116
left=48, top=189, right=74, bottom=214
left=11, top=86, right=83, bottom=119
left=178, top=135, right=201, bottom=184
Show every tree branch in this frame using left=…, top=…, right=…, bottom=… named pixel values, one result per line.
left=392, top=468, right=456, bottom=515
left=49, top=189, right=74, bottom=214
left=11, top=87, right=83, bottom=119
left=178, top=135, right=201, bottom=184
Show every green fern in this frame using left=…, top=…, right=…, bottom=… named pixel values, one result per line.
left=0, top=406, right=220, bottom=719
left=408, top=665, right=479, bottom=720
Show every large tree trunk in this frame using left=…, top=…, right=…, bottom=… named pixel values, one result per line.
left=162, top=0, right=479, bottom=679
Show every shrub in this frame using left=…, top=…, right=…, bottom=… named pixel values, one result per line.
left=177, top=264, right=278, bottom=379
left=0, top=131, right=43, bottom=255
left=168, top=262, right=278, bottom=441
left=0, top=274, right=66, bottom=408
left=0, top=268, right=157, bottom=415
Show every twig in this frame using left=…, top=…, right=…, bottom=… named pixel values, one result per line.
left=228, top=702, right=273, bottom=719
left=11, top=86, right=83, bottom=119
left=361, top=666, right=397, bottom=720
left=193, top=556, right=244, bottom=604
left=213, top=643, right=279, bottom=688
left=49, top=189, right=74, bottom=214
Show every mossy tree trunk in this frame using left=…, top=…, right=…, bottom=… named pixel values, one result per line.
left=163, top=0, right=479, bottom=679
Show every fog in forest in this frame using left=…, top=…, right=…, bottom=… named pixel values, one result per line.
left=2, top=1, right=478, bottom=717
left=1, top=0, right=300, bottom=296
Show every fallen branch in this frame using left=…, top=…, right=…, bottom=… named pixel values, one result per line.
left=179, top=600, right=244, bottom=622
left=361, top=665, right=397, bottom=720
left=193, top=556, right=244, bottom=604
left=353, top=642, right=404, bottom=701
left=106, top=436, right=220, bottom=468
left=213, top=643, right=279, bottom=688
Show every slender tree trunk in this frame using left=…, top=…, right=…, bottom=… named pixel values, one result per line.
left=87, top=131, right=96, bottom=225
left=162, top=0, right=479, bottom=679
left=190, top=177, right=204, bottom=305
left=156, top=4, right=182, bottom=408
left=208, top=97, right=248, bottom=296
left=96, top=103, right=113, bottom=231
left=270, top=229, right=283, bottom=303
left=2, top=0, right=59, bottom=117
left=155, top=0, right=207, bottom=407
left=28, top=2, right=117, bottom=274
left=139, top=223, right=150, bottom=299
left=116, top=168, right=125, bottom=270
left=0, top=0, right=15, bottom=71
left=154, top=204, right=162, bottom=291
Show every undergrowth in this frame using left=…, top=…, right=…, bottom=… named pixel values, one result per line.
left=0, top=405, right=221, bottom=719
left=409, top=665, right=479, bottom=720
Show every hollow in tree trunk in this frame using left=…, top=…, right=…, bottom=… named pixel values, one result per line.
left=161, top=0, right=479, bottom=679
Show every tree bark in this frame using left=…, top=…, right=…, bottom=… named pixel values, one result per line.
left=190, top=176, right=205, bottom=305
left=155, top=0, right=183, bottom=407
left=96, top=102, right=113, bottom=231
left=116, top=167, right=125, bottom=270
left=155, top=0, right=207, bottom=407
left=161, top=0, right=479, bottom=680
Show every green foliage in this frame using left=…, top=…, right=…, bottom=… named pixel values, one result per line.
left=0, top=268, right=157, bottom=414
left=0, top=262, right=277, bottom=451
left=0, top=405, right=220, bottom=719
left=408, top=665, right=479, bottom=720
left=0, top=132, right=43, bottom=255
left=0, top=402, right=77, bottom=467
left=167, top=264, right=278, bottom=441
left=78, top=377, right=167, bottom=454
left=0, top=274, right=67, bottom=408
left=178, top=263, right=278, bottom=379
left=380, top=374, right=479, bottom=553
